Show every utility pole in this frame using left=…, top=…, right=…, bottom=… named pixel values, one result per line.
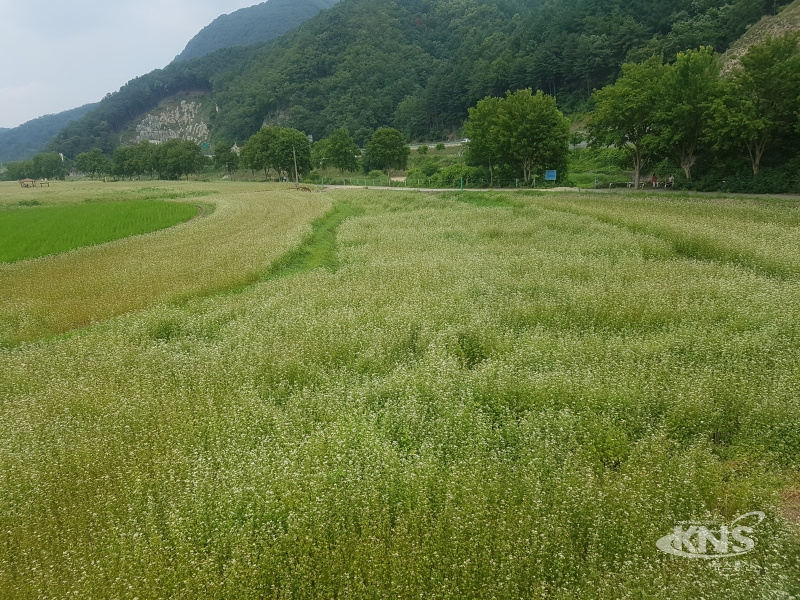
left=459, top=150, right=464, bottom=191
left=292, top=146, right=299, bottom=189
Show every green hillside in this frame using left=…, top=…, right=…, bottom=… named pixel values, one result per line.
left=173, top=0, right=341, bottom=63
left=722, top=0, right=800, bottom=72
left=48, top=0, right=782, bottom=157
left=0, top=104, right=98, bottom=163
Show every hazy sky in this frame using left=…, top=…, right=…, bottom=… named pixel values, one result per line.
left=0, top=0, right=259, bottom=129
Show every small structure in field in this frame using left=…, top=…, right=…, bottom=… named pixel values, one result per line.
left=19, top=178, right=37, bottom=188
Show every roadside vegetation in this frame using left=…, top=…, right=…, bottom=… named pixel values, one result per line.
left=0, top=183, right=798, bottom=598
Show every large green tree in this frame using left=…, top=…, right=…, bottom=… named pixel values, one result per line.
left=465, top=90, right=570, bottom=185
left=364, top=127, right=409, bottom=185
left=320, top=128, right=360, bottom=176
left=271, top=128, right=312, bottom=182
left=709, top=33, right=800, bottom=175
left=657, top=46, right=721, bottom=179
left=113, top=143, right=156, bottom=180
left=241, top=126, right=311, bottom=181
left=112, top=145, right=139, bottom=180
left=154, top=140, right=205, bottom=180
left=499, top=89, right=570, bottom=184
left=133, top=141, right=157, bottom=179
left=241, top=126, right=280, bottom=180
left=588, top=56, right=668, bottom=188
left=1, top=160, right=34, bottom=181
left=31, top=152, right=67, bottom=180
left=463, top=96, right=503, bottom=186
left=214, top=143, right=239, bottom=176
left=75, top=148, right=111, bottom=180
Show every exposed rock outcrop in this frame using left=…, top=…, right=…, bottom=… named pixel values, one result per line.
left=135, top=101, right=209, bottom=145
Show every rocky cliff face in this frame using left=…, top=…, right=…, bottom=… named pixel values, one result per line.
left=135, top=101, right=210, bottom=145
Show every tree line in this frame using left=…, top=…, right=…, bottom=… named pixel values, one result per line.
left=1, top=152, right=68, bottom=181
left=219, top=125, right=411, bottom=185
left=1, top=140, right=207, bottom=182
left=587, top=33, right=800, bottom=190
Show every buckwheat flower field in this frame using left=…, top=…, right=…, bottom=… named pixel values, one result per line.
left=0, top=183, right=798, bottom=598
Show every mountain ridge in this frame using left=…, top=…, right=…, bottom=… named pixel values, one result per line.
left=173, top=0, right=340, bottom=63
left=0, top=104, right=98, bottom=163
left=0, top=1, right=333, bottom=162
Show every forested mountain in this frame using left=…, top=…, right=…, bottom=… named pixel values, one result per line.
left=0, top=104, right=98, bottom=163
left=48, top=47, right=259, bottom=159
left=173, top=0, right=341, bottom=63
left=48, top=0, right=786, bottom=157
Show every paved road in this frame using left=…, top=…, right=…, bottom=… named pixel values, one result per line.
left=312, top=183, right=800, bottom=200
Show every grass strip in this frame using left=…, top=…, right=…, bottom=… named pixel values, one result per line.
left=264, top=201, right=363, bottom=279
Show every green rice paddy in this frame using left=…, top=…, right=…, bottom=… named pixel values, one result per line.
left=0, top=199, right=199, bottom=263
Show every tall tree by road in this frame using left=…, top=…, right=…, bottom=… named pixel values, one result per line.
left=465, top=90, right=570, bottom=185
left=588, top=56, right=667, bottom=189
left=319, top=128, right=360, bottom=176
left=499, top=89, right=570, bottom=184
left=271, top=128, right=312, bottom=181
left=364, top=128, right=410, bottom=185
left=658, top=46, right=721, bottom=179
left=463, top=96, right=503, bottom=187
left=709, top=33, right=800, bottom=175
left=241, top=126, right=311, bottom=180
left=241, top=126, right=280, bottom=180
left=214, top=143, right=239, bottom=177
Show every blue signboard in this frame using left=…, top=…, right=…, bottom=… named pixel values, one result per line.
left=545, top=170, right=557, bottom=181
